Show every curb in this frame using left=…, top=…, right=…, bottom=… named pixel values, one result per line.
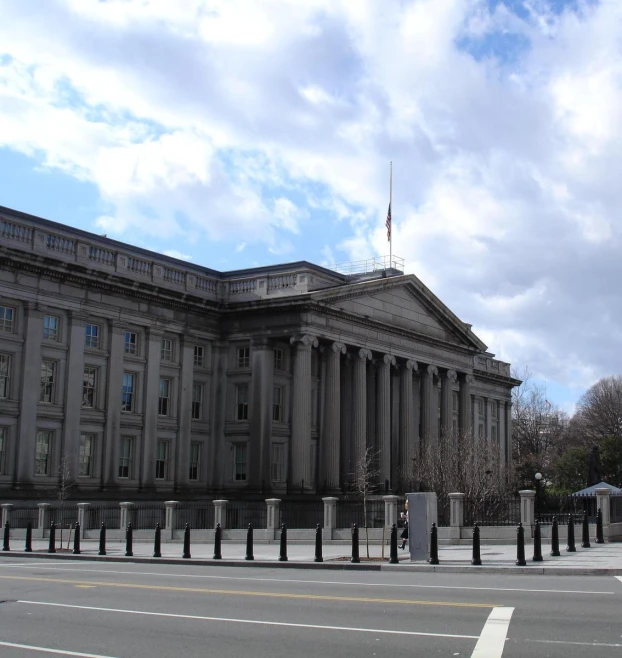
left=1, top=550, right=621, bottom=575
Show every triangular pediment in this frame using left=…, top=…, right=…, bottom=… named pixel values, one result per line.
left=311, top=275, right=486, bottom=350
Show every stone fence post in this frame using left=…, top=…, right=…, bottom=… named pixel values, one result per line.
left=165, top=501, right=179, bottom=540
left=519, top=490, right=536, bottom=529
left=77, top=503, right=89, bottom=538
left=1, top=503, right=13, bottom=529
left=383, top=495, right=399, bottom=528
left=214, top=500, right=227, bottom=529
left=37, top=503, right=51, bottom=537
left=322, top=497, right=338, bottom=530
left=266, top=499, right=281, bottom=531
left=448, top=493, right=464, bottom=543
left=595, top=488, right=611, bottom=540
left=119, top=502, right=135, bottom=530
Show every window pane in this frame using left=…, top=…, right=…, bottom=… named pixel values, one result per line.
left=35, top=431, right=51, bottom=475
left=43, top=315, right=59, bottom=340
left=40, top=361, right=56, bottom=403
left=85, top=323, right=100, bottom=348
left=155, top=440, right=168, bottom=479
left=82, top=367, right=96, bottom=408
left=236, top=384, right=248, bottom=420
left=124, top=331, right=138, bottom=355
left=237, top=347, right=250, bottom=369
left=0, top=354, right=10, bottom=398
left=189, top=442, right=200, bottom=480
left=122, top=373, right=135, bottom=412
left=273, top=349, right=283, bottom=370
left=0, top=427, right=6, bottom=474
left=234, top=444, right=247, bottom=481
left=79, top=435, right=94, bottom=477
left=192, top=383, right=203, bottom=420
left=0, top=306, right=14, bottom=333
left=118, top=438, right=133, bottom=478
left=194, top=345, right=204, bottom=367
left=161, top=338, right=173, bottom=361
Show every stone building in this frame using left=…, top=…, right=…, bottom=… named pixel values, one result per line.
left=0, top=205, right=519, bottom=500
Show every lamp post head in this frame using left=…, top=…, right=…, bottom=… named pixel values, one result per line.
left=535, top=472, right=543, bottom=482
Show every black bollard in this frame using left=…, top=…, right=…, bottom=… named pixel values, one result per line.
left=24, top=521, right=32, bottom=553
left=516, top=523, right=527, bottom=566
left=351, top=523, right=360, bottom=563
left=213, top=523, right=222, bottom=560
left=429, top=523, right=439, bottom=565
left=98, top=522, right=106, bottom=556
left=48, top=522, right=56, bottom=554
left=389, top=523, right=398, bottom=564
left=550, top=517, right=560, bottom=556
left=314, top=523, right=323, bottom=563
left=471, top=524, right=482, bottom=565
left=532, top=520, right=543, bottom=562
left=581, top=510, right=590, bottom=549
left=2, top=521, right=9, bottom=552
left=125, top=523, right=133, bottom=557
left=183, top=523, right=191, bottom=559
left=245, top=524, right=253, bottom=561
left=278, top=523, right=288, bottom=562
left=153, top=523, right=161, bottom=558
left=73, top=522, right=81, bottom=555
left=596, top=508, right=604, bottom=544
left=566, top=515, right=576, bottom=552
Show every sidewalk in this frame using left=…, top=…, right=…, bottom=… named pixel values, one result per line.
left=1, top=537, right=621, bottom=575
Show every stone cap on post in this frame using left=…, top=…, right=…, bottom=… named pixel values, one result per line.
left=448, top=493, right=465, bottom=528
left=164, top=501, right=180, bottom=534
left=382, top=495, right=399, bottom=528
left=119, top=502, right=135, bottom=530
left=214, top=500, right=228, bottom=529
left=37, top=503, right=51, bottom=530
left=595, top=488, right=612, bottom=525
left=518, top=490, right=536, bottom=528
left=322, top=497, right=338, bottom=529
left=265, top=499, right=281, bottom=531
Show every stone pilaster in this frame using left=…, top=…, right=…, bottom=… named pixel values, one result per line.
left=266, top=498, right=281, bottom=530
left=209, top=342, right=228, bottom=489
left=340, top=354, right=353, bottom=486
left=420, top=365, right=438, bottom=441
left=214, top=499, right=227, bottom=529
left=377, top=354, right=395, bottom=488
left=103, top=323, right=126, bottom=486
left=141, top=328, right=163, bottom=489
left=176, top=337, right=195, bottom=489
left=16, top=303, right=43, bottom=485
left=400, top=360, right=417, bottom=484
left=440, top=369, right=457, bottom=438
left=77, top=503, right=89, bottom=538
left=519, top=490, right=536, bottom=527
left=459, top=373, right=474, bottom=437
left=352, top=348, right=372, bottom=470
left=249, top=337, right=274, bottom=491
left=164, top=500, right=179, bottom=540
left=320, top=342, right=345, bottom=492
left=383, top=495, right=399, bottom=528
left=290, top=335, right=318, bottom=490
left=504, top=401, right=512, bottom=466
left=62, top=312, right=87, bottom=481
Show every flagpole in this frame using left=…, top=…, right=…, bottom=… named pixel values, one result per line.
left=389, top=161, right=393, bottom=270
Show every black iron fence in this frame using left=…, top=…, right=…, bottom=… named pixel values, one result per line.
left=335, top=498, right=387, bottom=529
left=536, top=493, right=596, bottom=524
left=87, top=505, right=121, bottom=530
left=49, top=505, right=79, bottom=528
left=226, top=501, right=267, bottom=529
left=612, top=495, right=622, bottom=523
left=11, top=506, right=39, bottom=529
left=463, top=496, right=521, bottom=526
left=280, top=499, right=324, bottom=529
left=133, top=504, right=165, bottom=530
left=176, top=503, right=213, bottom=530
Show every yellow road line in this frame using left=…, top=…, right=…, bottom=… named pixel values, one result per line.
left=0, top=574, right=498, bottom=608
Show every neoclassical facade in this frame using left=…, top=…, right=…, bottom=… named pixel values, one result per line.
left=0, top=205, right=519, bottom=499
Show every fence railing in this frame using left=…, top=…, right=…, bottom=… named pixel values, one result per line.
left=226, top=501, right=267, bottom=530
left=175, top=503, right=213, bottom=530
left=612, top=495, right=622, bottom=523
left=536, top=493, right=597, bottom=524
left=11, top=506, right=39, bottom=529
left=280, top=500, right=324, bottom=529
left=336, top=499, right=386, bottom=529
left=133, top=505, right=165, bottom=530
left=463, top=496, right=521, bottom=527
left=87, top=506, right=121, bottom=530
left=49, top=505, right=79, bottom=528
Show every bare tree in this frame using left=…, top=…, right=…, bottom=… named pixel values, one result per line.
left=57, top=454, right=74, bottom=549
left=349, top=447, right=380, bottom=559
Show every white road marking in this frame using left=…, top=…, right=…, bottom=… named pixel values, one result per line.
left=471, top=607, right=514, bottom=658
left=526, top=639, right=622, bottom=648
left=615, top=576, right=622, bottom=585
left=0, top=641, right=118, bottom=658
left=0, top=563, right=615, bottom=595
left=17, top=600, right=478, bottom=640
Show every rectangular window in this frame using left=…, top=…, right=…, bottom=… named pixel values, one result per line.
left=40, top=360, right=56, bottom=403
left=233, top=443, right=247, bottom=481
left=192, top=383, right=203, bottom=420
left=124, top=331, right=138, bottom=355
left=158, top=378, right=171, bottom=416
left=161, top=338, right=173, bottom=362
left=118, top=437, right=133, bottom=478
left=477, top=399, right=484, bottom=416
left=43, top=315, right=59, bottom=341
left=194, top=345, right=205, bottom=367
left=85, top=323, right=100, bottom=348
left=452, top=390, right=459, bottom=412
left=272, top=386, right=283, bottom=422
left=82, top=367, right=97, bottom=408
left=236, top=384, right=249, bottom=420
left=491, top=401, right=498, bottom=419
left=0, top=427, right=6, bottom=474
left=0, top=354, right=10, bottom=399
left=0, top=306, right=14, bottom=333
left=189, top=442, right=201, bottom=481
left=155, top=440, right=169, bottom=480
left=273, top=348, right=283, bottom=371
left=35, top=431, right=52, bottom=476
left=237, top=346, right=250, bottom=369
left=121, top=373, right=136, bottom=412
left=79, top=434, right=94, bottom=477
left=271, top=444, right=285, bottom=482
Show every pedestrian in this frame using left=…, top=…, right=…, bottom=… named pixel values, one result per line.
left=399, top=500, right=408, bottom=550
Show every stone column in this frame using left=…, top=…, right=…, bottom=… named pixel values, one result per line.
left=266, top=498, right=281, bottom=530
left=141, top=328, right=163, bottom=490
left=103, top=323, right=126, bottom=487
left=119, top=502, right=135, bottom=530
left=459, top=373, right=474, bottom=437
left=390, top=366, right=400, bottom=490
left=290, top=335, right=318, bottom=491
left=519, top=490, right=536, bottom=528
left=1, top=503, right=13, bottom=528
left=366, top=360, right=376, bottom=453
left=16, top=303, right=43, bottom=486
left=164, top=500, right=179, bottom=540
left=249, top=338, right=274, bottom=491
left=209, top=342, right=229, bottom=490
left=175, top=338, right=195, bottom=490
left=400, top=361, right=417, bottom=485
left=340, top=355, right=353, bottom=486
left=595, top=488, right=611, bottom=527
left=62, top=312, right=87, bottom=480
left=383, top=495, right=399, bottom=528
left=214, top=499, right=227, bottom=529
left=77, top=503, right=89, bottom=538
left=504, top=401, right=512, bottom=466
left=420, top=365, right=438, bottom=441
left=440, top=369, right=457, bottom=438
left=352, top=348, right=371, bottom=469
left=377, top=355, right=395, bottom=488
left=321, top=343, right=345, bottom=492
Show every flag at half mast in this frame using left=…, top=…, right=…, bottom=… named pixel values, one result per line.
left=386, top=202, right=391, bottom=241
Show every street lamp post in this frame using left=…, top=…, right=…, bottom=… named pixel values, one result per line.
left=535, top=472, right=543, bottom=521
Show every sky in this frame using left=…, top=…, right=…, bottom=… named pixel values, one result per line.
left=0, top=0, right=620, bottom=415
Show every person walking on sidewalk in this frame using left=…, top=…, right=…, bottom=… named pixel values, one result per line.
left=399, top=500, right=409, bottom=550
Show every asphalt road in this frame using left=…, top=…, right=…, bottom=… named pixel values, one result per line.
left=0, top=558, right=621, bottom=657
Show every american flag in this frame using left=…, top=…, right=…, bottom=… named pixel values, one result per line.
left=386, top=203, right=391, bottom=241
